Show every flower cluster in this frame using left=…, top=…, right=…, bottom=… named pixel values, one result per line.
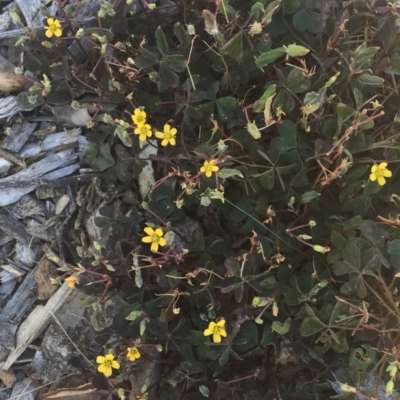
left=132, top=108, right=177, bottom=146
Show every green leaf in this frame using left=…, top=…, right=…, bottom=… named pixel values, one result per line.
left=217, top=169, right=244, bottom=179
left=255, top=48, right=286, bottom=68
left=287, top=68, right=310, bottom=93
left=115, top=126, right=132, bottom=147
left=187, top=228, right=205, bottom=252
left=343, top=242, right=361, bottom=270
left=292, top=9, right=319, bottom=34
left=272, top=318, right=291, bottom=335
left=301, top=191, right=320, bottom=203
left=158, top=64, right=179, bottom=91
left=273, top=89, right=295, bottom=113
left=259, top=169, right=275, bottom=190
left=282, top=0, right=300, bottom=14
left=250, top=2, right=265, bottom=19
left=353, top=44, right=380, bottom=70
left=300, top=316, right=325, bottom=336
left=262, top=0, right=282, bottom=26
left=155, top=26, right=169, bottom=55
left=247, top=122, right=261, bottom=139
left=216, top=97, right=238, bottom=121
left=330, top=231, right=347, bottom=249
left=271, top=120, right=297, bottom=151
left=83, top=27, right=114, bottom=41
left=387, top=239, right=400, bottom=255
left=174, top=22, right=186, bottom=44
left=356, top=74, right=384, bottom=86
left=284, top=43, right=310, bottom=57
left=162, top=55, right=185, bottom=72
left=333, top=261, right=359, bottom=275
left=221, top=32, right=243, bottom=62
left=359, top=220, right=381, bottom=245
left=253, top=84, right=276, bottom=112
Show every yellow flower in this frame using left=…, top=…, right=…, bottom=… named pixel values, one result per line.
left=44, top=18, right=62, bottom=38
left=155, top=124, right=177, bottom=146
left=96, top=353, right=120, bottom=378
left=142, top=227, right=167, bottom=252
left=370, top=162, right=392, bottom=186
left=132, top=108, right=147, bottom=126
left=204, top=319, right=227, bottom=343
left=134, top=124, right=152, bottom=141
left=127, top=347, right=141, bottom=361
left=65, top=275, right=77, bottom=288
left=200, top=159, right=219, bottom=178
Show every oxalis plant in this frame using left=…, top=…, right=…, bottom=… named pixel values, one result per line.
left=15, top=0, right=400, bottom=398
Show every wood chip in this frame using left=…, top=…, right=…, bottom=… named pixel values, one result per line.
left=3, top=122, right=37, bottom=152
left=0, top=269, right=38, bottom=325
left=0, top=368, right=16, bottom=388
left=34, top=260, right=58, bottom=300
left=2, top=282, right=74, bottom=370
left=0, top=212, right=32, bottom=246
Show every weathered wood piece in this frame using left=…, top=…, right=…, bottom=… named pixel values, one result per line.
left=2, top=282, right=74, bottom=371
left=3, top=122, right=37, bottom=152
left=0, top=213, right=32, bottom=246
left=0, top=268, right=38, bottom=325
left=0, top=96, right=20, bottom=119
left=9, top=377, right=36, bottom=400
left=0, top=149, right=80, bottom=206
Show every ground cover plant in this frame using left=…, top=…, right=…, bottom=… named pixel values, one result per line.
left=14, top=0, right=400, bottom=398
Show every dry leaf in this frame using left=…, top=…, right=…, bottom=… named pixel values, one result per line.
left=0, top=55, right=25, bottom=93
left=264, top=93, right=276, bottom=125
left=202, top=10, right=218, bottom=35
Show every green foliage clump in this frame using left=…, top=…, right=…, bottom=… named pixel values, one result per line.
left=19, top=0, right=400, bottom=398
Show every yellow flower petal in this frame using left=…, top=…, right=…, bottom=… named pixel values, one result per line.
left=54, top=28, right=62, bottom=37
left=213, top=332, right=221, bottom=343
left=96, top=356, right=105, bottom=364
left=208, top=322, right=216, bottom=330
left=151, top=241, right=159, bottom=252
left=45, top=29, right=53, bottom=38
left=369, top=174, right=377, bottom=181
left=161, top=139, right=169, bottom=147
left=111, top=360, right=120, bottom=369
left=379, top=162, right=388, bottom=169
left=144, top=227, right=155, bottom=236
left=371, top=165, right=378, bottom=173
left=142, top=236, right=153, bottom=243
left=169, top=137, right=176, bottom=146
left=211, top=165, right=219, bottom=172
left=47, top=18, right=55, bottom=25
left=170, top=128, right=177, bottom=136
left=98, top=364, right=112, bottom=377
left=200, top=166, right=206, bottom=173
left=383, top=169, right=392, bottom=177
left=105, top=354, right=114, bottom=361
left=155, top=131, right=164, bottom=139
left=206, top=170, right=212, bottom=178
left=377, top=176, right=386, bottom=186
left=216, top=319, right=225, bottom=327
left=219, top=329, right=227, bottom=337
left=204, top=328, right=213, bottom=336
left=158, top=237, right=167, bottom=247
left=164, top=124, right=171, bottom=133
left=154, top=228, right=164, bottom=237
